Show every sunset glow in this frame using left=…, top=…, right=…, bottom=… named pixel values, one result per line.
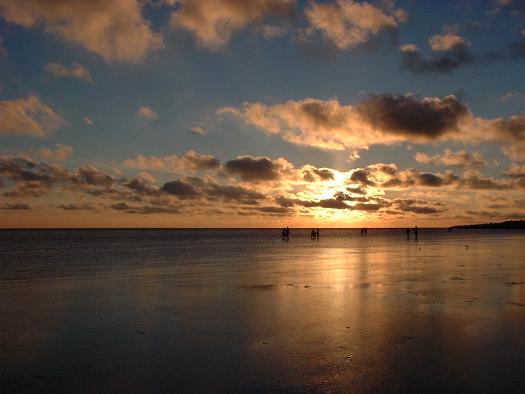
left=1, top=0, right=524, bottom=227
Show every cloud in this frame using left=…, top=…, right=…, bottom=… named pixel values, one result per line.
left=428, top=33, right=468, bottom=52
left=401, top=43, right=476, bottom=74
left=0, top=95, right=65, bottom=137
left=220, top=94, right=525, bottom=153
left=169, top=0, right=296, bottom=49
left=224, top=155, right=283, bottom=181
left=58, top=203, right=95, bottom=211
left=415, top=149, right=487, bottom=168
left=190, top=125, right=206, bottom=135
left=501, top=142, right=525, bottom=162
left=38, top=144, right=74, bottom=161
left=161, top=179, right=200, bottom=198
left=0, top=37, right=7, bottom=58
left=220, top=94, right=470, bottom=150
left=0, top=0, right=162, bottom=63
left=260, top=23, right=289, bottom=39
left=500, top=91, right=525, bottom=102
left=137, top=106, right=158, bottom=120
left=83, top=116, right=94, bottom=126
left=399, top=43, right=417, bottom=52
left=2, top=153, right=524, bottom=222
left=509, top=31, right=525, bottom=58
left=124, top=150, right=220, bottom=172
left=303, top=0, right=407, bottom=49
left=44, top=62, right=93, bottom=82
left=73, top=166, right=115, bottom=186
left=110, top=201, right=180, bottom=214
left=1, top=202, right=30, bottom=210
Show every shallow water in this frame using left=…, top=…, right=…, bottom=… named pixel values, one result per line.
left=1, top=229, right=525, bottom=393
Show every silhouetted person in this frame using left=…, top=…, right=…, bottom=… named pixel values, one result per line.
left=406, top=228, right=410, bottom=240
left=281, top=228, right=286, bottom=240
left=311, top=229, right=316, bottom=239
left=364, top=227, right=368, bottom=236
left=286, top=227, right=290, bottom=240
left=414, top=226, right=418, bottom=240
left=316, top=228, right=320, bottom=239
left=360, top=228, right=363, bottom=236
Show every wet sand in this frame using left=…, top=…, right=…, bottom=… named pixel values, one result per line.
left=1, top=229, right=525, bottom=393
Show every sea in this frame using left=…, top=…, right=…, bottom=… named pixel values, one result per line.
left=1, top=228, right=525, bottom=393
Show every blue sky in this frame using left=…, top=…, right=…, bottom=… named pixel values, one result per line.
left=1, top=0, right=524, bottom=227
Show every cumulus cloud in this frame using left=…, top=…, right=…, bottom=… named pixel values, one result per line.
left=428, top=33, right=468, bottom=52
left=137, top=106, right=158, bottom=120
left=38, top=144, right=74, bottom=161
left=220, top=94, right=525, bottom=153
left=2, top=153, right=525, bottom=223
left=303, top=0, right=407, bottom=49
left=219, top=94, right=471, bottom=150
left=44, top=62, right=93, bottom=82
left=0, top=0, right=162, bottom=63
left=124, top=150, right=220, bottom=173
left=224, top=155, right=287, bottom=181
left=415, top=149, right=487, bottom=168
left=169, top=0, right=296, bottom=48
left=0, top=95, right=65, bottom=137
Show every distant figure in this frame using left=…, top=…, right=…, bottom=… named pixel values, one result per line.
left=316, top=228, right=320, bottom=239
left=360, top=228, right=364, bottom=236
left=364, top=227, right=368, bottom=236
left=406, top=228, right=410, bottom=240
left=286, top=227, right=290, bottom=240
left=414, top=225, right=418, bottom=240
left=281, top=228, right=286, bottom=240
left=311, top=229, right=316, bottom=239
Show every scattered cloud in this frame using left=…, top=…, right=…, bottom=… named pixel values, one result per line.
left=137, top=105, right=158, bottom=120
left=190, top=125, right=206, bottom=135
left=428, top=33, right=469, bottom=52
left=83, top=116, right=94, bottom=126
left=302, top=0, right=407, bottom=49
left=415, top=149, right=488, bottom=168
left=169, top=0, right=296, bottom=49
left=0, top=95, right=65, bottom=137
left=44, top=62, right=93, bottom=82
left=0, top=0, right=162, bottom=63
left=500, top=91, right=525, bottom=102
left=124, top=150, right=220, bottom=172
left=38, top=144, right=74, bottom=161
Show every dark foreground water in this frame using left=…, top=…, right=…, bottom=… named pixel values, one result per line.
left=1, top=228, right=525, bottom=393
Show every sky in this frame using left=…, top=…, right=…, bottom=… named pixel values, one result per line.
left=0, top=0, right=524, bottom=228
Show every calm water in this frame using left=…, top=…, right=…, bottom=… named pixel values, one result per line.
left=1, top=229, right=525, bottom=393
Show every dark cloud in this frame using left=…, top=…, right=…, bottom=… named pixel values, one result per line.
left=1, top=202, right=31, bottom=210
left=110, top=202, right=180, bottom=214
left=303, top=167, right=334, bottom=182
left=125, top=178, right=159, bottom=196
left=58, top=203, right=96, bottom=211
left=183, top=150, right=220, bottom=170
left=394, top=199, right=443, bottom=214
left=205, top=183, right=266, bottom=203
left=73, top=166, right=115, bottom=186
left=357, top=94, right=469, bottom=140
left=224, top=156, right=280, bottom=181
left=401, top=45, right=477, bottom=74
left=161, top=180, right=200, bottom=198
